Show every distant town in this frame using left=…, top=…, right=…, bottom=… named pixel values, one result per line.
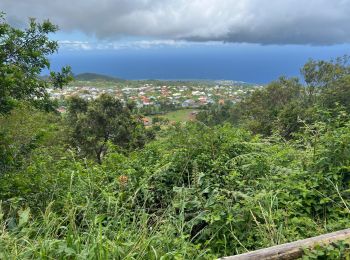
left=49, top=76, right=264, bottom=116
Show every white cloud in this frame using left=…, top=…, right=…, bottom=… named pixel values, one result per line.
left=1, top=0, right=350, bottom=45
left=59, top=39, right=218, bottom=50
left=58, top=40, right=93, bottom=50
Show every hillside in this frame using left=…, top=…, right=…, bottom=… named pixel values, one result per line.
left=3, top=55, right=350, bottom=259
left=2, top=14, right=350, bottom=259
left=74, top=72, right=125, bottom=82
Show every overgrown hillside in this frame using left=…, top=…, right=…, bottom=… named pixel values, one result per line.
left=1, top=14, right=350, bottom=259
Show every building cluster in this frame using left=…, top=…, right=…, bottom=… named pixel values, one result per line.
left=49, top=82, right=263, bottom=109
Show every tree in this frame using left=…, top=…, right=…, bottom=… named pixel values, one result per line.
left=0, top=104, right=62, bottom=174
left=319, top=75, right=350, bottom=112
left=301, top=56, right=350, bottom=103
left=238, top=77, right=304, bottom=136
left=67, top=94, right=153, bottom=163
left=0, top=13, right=72, bottom=114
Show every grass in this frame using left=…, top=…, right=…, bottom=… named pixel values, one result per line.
left=2, top=122, right=350, bottom=259
left=158, top=109, right=199, bottom=123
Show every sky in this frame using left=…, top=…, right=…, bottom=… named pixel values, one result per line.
left=1, top=0, right=350, bottom=83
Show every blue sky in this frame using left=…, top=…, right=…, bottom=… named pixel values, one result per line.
left=1, top=0, right=350, bottom=83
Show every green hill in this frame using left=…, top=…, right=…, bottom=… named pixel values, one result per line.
left=74, top=73, right=125, bottom=82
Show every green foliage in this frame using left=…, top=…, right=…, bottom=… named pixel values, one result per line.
left=301, top=56, right=350, bottom=89
left=301, top=240, right=350, bottom=259
left=196, top=57, right=350, bottom=147
left=0, top=13, right=72, bottom=114
left=66, top=94, right=154, bottom=163
left=320, top=75, right=350, bottom=112
left=2, top=117, right=350, bottom=258
left=0, top=104, right=62, bottom=174
left=196, top=101, right=238, bottom=126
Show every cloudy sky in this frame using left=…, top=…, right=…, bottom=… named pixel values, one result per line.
left=1, top=0, right=350, bottom=82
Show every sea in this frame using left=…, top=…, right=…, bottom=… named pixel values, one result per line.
left=48, top=43, right=350, bottom=84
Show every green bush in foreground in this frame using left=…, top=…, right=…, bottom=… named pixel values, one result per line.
left=1, top=118, right=350, bottom=259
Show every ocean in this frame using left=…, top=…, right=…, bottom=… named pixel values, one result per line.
left=49, top=43, right=350, bottom=84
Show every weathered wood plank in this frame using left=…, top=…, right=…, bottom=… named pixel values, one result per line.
left=219, top=228, right=350, bottom=260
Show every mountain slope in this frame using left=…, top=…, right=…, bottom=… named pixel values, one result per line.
left=74, top=73, right=125, bottom=82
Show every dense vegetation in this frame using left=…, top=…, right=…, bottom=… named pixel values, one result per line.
left=1, top=15, right=350, bottom=259
left=197, top=56, right=350, bottom=139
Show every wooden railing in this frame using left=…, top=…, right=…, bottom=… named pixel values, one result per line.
left=219, top=228, right=350, bottom=260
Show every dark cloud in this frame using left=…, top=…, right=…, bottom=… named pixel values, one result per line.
left=1, top=0, right=350, bottom=45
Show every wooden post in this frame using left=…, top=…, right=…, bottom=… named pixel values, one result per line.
left=219, top=228, right=350, bottom=260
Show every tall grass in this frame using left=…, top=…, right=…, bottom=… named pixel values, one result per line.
left=2, top=123, right=350, bottom=259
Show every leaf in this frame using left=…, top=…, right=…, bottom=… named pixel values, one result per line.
left=57, top=243, right=76, bottom=256
left=320, top=197, right=331, bottom=204
left=18, top=208, right=30, bottom=228
left=0, top=204, right=3, bottom=221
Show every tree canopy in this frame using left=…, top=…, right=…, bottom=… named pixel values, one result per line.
left=67, top=94, right=154, bottom=163
left=197, top=56, right=350, bottom=139
left=0, top=13, right=72, bottom=114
